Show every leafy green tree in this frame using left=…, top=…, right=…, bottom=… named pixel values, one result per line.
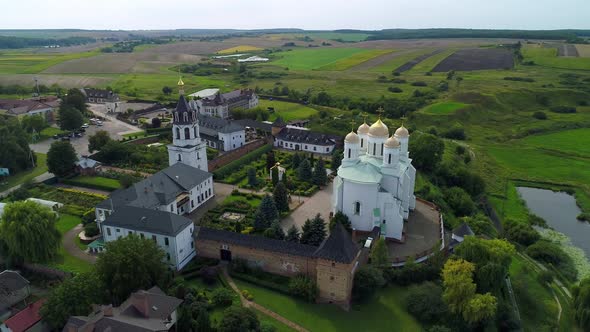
left=247, top=167, right=258, bottom=187
left=370, top=238, right=390, bottom=267
left=300, top=214, right=327, bottom=246
left=405, top=282, right=447, bottom=323
left=151, top=117, right=161, bottom=128
left=352, top=266, right=385, bottom=302
left=162, top=86, right=173, bottom=95
left=47, top=140, right=77, bottom=177
left=504, top=220, right=540, bottom=246
left=20, top=114, right=47, bottom=133
left=288, top=275, right=318, bottom=302
left=573, top=277, right=590, bottom=330
left=273, top=182, right=289, bottom=212
left=297, top=158, right=312, bottom=181
left=0, top=201, right=61, bottom=263
left=312, top=159, right=328, bottom=186
left=62, top=88, right=87, bottom=112
left=95, top=235, right=167, bottom=304
left=445, top=187, right=475, bottom=216
left=218, top=307, right=260, bottom=332
left=88, top=130, right=111, bottom=153
left=329, top=211, right=351, bottom=231
left=331, top=149, right=342, bottom=170
left=58, top=106, right=83, bottom=130
left=0, top=117, right=36, bottom=172
left=263, top=221, right=285, bottom=240
left=271, top=166, right=279, bottom=186
left=409, top=133, right=444, bottom=172
left=40, top=273, right=104, bottom=330
left=463, top=293, right=497, bottom=325
left=211, top=288, right=234, bottom=307
left=442, top=259, right=476, bottom=314
left=285, top=225, right=300, bottom=242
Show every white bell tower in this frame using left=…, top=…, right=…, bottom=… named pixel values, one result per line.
left=167, top=77, right=209, bottom=171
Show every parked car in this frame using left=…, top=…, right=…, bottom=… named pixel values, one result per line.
left=81, top=123, right=89, bottom=128
left=74, top=132, right=83, bottom=138
left=52, top=134, right=59, bottom=139
left=60, top=136, right=70, bottom=141
left=96, top=121, right=103, bottom=126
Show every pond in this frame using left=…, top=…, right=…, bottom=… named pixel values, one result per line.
left=517, top=186, right=590, bottom=256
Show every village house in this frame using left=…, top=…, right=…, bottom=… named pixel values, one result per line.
left=0, top=300, right=45, bottom=332
left=0, top=271, right=31, bottom=317
left=197, top=114, right=245, bottom=151
left=0, top=96, right=60, bottom=121
left=80, top=88, right=119, bottom=104
left=75, top=157, right=101, bottom=176
left=63, top=286, right=182, bottom=332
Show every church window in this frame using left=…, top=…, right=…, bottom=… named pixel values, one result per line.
left=106, top=227, right=111, bottom=236
left=373, top=143, right=376, bottom=155
left=360, top=138, right=364, bottom=148
left=184, top=127, right=190, bottom=139
left=183, top=113, right=188, bottom=122
left=177, top=154, right=182, bottom=162
left=347, top=149, right=351, bottom=159
left=175, top=127, right=181, bottom=139
left=388, top=154, right=391, bottom=164
left=194, top=127, right=197, bottom=137
left=381, top=144, right=383, bottom=156
left=354, top=201, right=361, bottom=215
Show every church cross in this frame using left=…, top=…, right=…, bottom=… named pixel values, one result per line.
left=400, top=115, right=407, bottom=126
left=350, top=119, right=356, bottom=132
left=376, top=107, right=385, bottom=119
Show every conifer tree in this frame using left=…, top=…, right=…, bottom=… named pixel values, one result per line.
left=264, top=221, right=285, bottom=240
left=292, top=153, right=301, bottom=169
left=297, top=159, right=312, bottom=181
left=300, top=214, right=327, bottom=246
left=312, top=159, right=328, bottom=186
left=253, top=210, right=268, bottom=231
left=273, top=182, right=289, bottom=212
left=286, top=225, right=300, bottom=242
left=271, top=166, right=279, bottom=186
left=266, top=150, right=276, bottom=170
left=247, top=167, right=257, bottom=187
left=331, top=149, right=342, bottom=170
left=255, top=195, right=279, bottom=231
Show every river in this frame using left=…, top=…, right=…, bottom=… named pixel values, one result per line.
left=517, top=186, right=590, bottom=256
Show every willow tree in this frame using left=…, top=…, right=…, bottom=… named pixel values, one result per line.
left=0, top=201, right=61, bottom=263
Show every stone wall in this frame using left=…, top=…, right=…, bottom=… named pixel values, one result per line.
left=316, top=257, right=358, bottom=309
left=207, top=139, right=269, bottom=171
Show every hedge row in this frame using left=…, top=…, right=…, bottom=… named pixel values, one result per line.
left=61, top=179, right=120, bottom=192
left=213, top=144, right=273, bottom=180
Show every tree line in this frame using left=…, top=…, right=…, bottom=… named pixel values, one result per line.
left=0, top=35, right=95, bottom=49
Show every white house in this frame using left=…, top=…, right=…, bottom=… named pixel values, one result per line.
left=332, top=118, right=416, bottom=241
left=197, top=114, right=246, bottom=151
left=271, top=118, right=338, bottom=155
left=101, top=206, right=196, bottom=270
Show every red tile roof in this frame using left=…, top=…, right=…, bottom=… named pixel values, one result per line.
left=4, top=299, right=45, bottom=332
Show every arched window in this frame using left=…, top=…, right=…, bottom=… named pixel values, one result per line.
left=183, top=113, right=188, bottom=122
left=354, top=201, right=361, bottom=215
left=184, top=127, right=190, bottom=139
left=360, top=138, right=364, bottom=148
left=177, top=154, right=182, bottom=161
left=381, top=144, right=384, bottom=156
left=373, top=143, right=376, bottom=155
left=388, top=154, right=392, bottom=164
left=347, top=149, right=351, bottom=159
left=175, top=127, right=180, bottom=139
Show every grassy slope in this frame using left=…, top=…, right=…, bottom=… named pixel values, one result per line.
left=421, top=101, right=468, bottom=115
left=0, top=153, right=47, bottom=192
left=522, top=45, right=590, bottom=70
left=0, top=50, right=101, bottom=74
left=318, top=49, right=393, bottom=71
left=271, top=48, right=370, bottom=70
left=258, top=99, right=318, bottom=121
left=520, top=128, right=590, bottom=158
left=234, top=279, right=421, bottom=332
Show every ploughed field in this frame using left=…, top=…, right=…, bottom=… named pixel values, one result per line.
left=558, top=44, right=579, bottom=57
left=432, top=48, right=514, bottom=72
left=394, top=49, right=444, bottom=72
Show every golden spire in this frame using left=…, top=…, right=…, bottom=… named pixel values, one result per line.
left=177, top=70, right=185, bottom=95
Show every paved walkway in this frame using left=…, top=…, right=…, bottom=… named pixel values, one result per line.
left=281, top=182, right=333, bottom=232
left=62, top=224, right=97, bottom=264
left=221, top=266, right=309, bottom=332
left=0, top=172, right=53, bottom=199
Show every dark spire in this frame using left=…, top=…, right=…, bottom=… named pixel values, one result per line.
left=173, top=95, right=196, bottom=124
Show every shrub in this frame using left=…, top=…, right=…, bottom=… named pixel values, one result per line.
left=392, top=78, right=407, bottom=84
left=504, top=221, right=540, bottom=246
left=504, top=77, right=535, bottom=82
left=533, top=111, right=547, bottom=120
left=411, top=81, right=427, bottom=87
left=577, top=213, right=590, bottom=222
left=392, top=71, right=401, bottom=76
left=442, top=124, right=466, bottom=140
left=526, top=240, right=567, bottom=265
left=83, top=222, right=99, bottom=237
left=352, top=266, right=385, bottom=302
left=288, top=275, right=318, bottom=302
left=241, top=289, right=254, bottom=301
left=445, top=187, right=475, bottom=216
left=549, top=106, right=577, bottom=114
left=388, top=86, right=403, bottom=93
left=538, top=270, right=554, bottom=285
left=211, top=288, right=234, bottom=307
left=405, top=282, right=447, bottom=323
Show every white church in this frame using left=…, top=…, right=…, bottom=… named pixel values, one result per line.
left=332, top=115, right=416, bottom=241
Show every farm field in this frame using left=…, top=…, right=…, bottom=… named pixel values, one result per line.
left=432, top=48, right=514, bottom=72
left=522, top=45, right=590, bottom=70
left=217, top=45, right=263, bottom=54
left=318, top=49, right=393, bottom=71
left=233, top=279, right=422, bottom=332
left=270, top=48, right=372, bottom=70
left=557, top=44, right=579, bottom=57
left=258, top=99, right=318, bottom=121
left=520, top=128, right=590, bottom=157
left=394, top=49, right=443, bottom=73
left=0, top=50, right=100, bottom=74
left=576, top=44, right=590, bottom=57
left=408, top=48, right=457, bottom=73
left=305, top=32, right=371, bottom=42
left=368, top=48, right=435, bottom=73
left=420, top=101, right=468, bottom=115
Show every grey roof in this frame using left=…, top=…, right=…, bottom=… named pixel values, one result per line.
left=314, top=223, right=360, bottom=264
left=453, top=222, right=474, bottom=237
left=97, top=163, right=211, bottom=210
left=234, top=119, right=272, bottom=132
left=196, top=225, right=360, bottom=263
left=195, top=227, right=318, bottom=257
left=198, top=114, right=244, bottom=134
left=200, top=89, right=255, bottom=107
left=275, top=127, right=337, bottom=147
left=103, top=206, right=193, bottom=236
left=173, top=95, right=196, bottom=125
left=0, top=270, right=29, bottom=292
left=76, top=157, right=100, bottom=169
left=272, top=117, right=286, bottom=127
left=82, top=88, right=118, bottom=100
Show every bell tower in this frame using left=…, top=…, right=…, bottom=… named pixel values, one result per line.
left=167, top=77, right=209, bottom=171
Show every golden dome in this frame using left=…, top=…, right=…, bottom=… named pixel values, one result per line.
left=177, top=77, right=185, bottom=86
left=394, top=125, right=409, bottom=138
left=344, top=131, right=360, bottom=144
left=368, top=119, right=389, bottom=137
left=357, top=122, right=370, bottom=135
left=384, top=136, right=401, bottom=148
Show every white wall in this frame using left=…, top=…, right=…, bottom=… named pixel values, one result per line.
left=218, top=130, right=245, bottom=151
left=275, top=139, right=334, bottom=154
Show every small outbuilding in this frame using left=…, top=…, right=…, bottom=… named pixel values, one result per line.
left=75, top=157, right=101, bottom=176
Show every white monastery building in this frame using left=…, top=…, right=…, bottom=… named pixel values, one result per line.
left=332, top=116, right=416, bottom=241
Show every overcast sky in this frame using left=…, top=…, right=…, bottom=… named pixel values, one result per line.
left=1, top=0, right=588, bottom=30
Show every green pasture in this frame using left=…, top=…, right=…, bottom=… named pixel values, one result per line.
left=420, top=101, right=468, bottom=115
left=270, top=48, right=371, bottom=70
left=522, top=45, right=590, bottom=70
left=233, top=279, right=421, bottom=332
left=258, top=99, right=318, bottom=121
left=318, top=49, right=393, bottom=71
left=0, top=50, right=100, bottom=74
left=520, top=128, right=590, bottom=158
left=368, top=48, right=435, bottom=73
left=408, top=49, right=457, bottom=73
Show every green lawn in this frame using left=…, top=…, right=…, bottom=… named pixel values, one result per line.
left=521, top=128, right=590, bottom=158
left=48, top=214, right=93, bottom=274
left=0, top=153, right=47, bottom=192
left=122, top=130, right=146, bottom=138
left=259, top=100, right=318, bottom=121
left=420, top=101, right=468, bottom=115
left=233, top=279, right=421, bottom=332
left=66, top=175, right=122, bottom=191
left=222, top=194, right=262, bottom=208
left=318, top=49, right=393, bottom=71
left=522, top=45, right=590, bottom=70
left=271, top=48, right=372, bottom=70
left=38, top=127, right=66, bottom=141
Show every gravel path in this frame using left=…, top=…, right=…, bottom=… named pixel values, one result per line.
left=62, top=224, right=97, bottom=264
